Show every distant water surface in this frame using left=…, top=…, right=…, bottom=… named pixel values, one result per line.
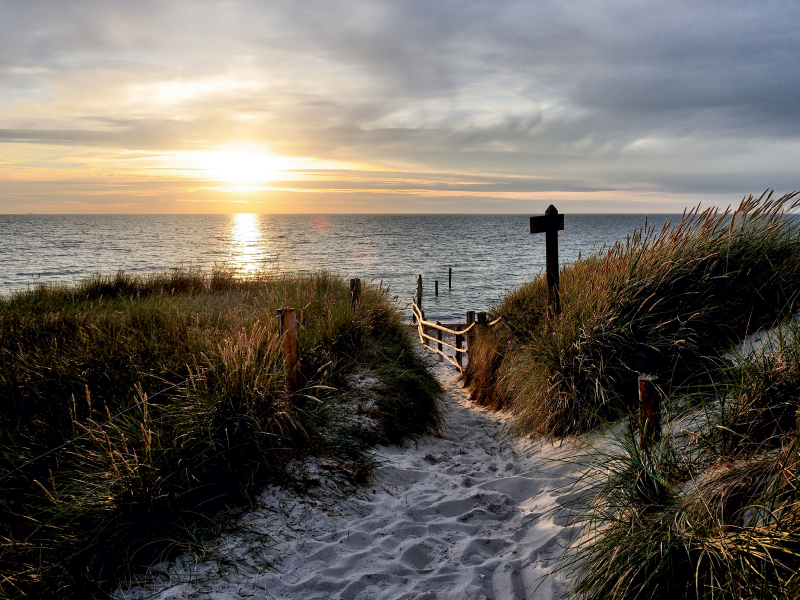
left=0, top=214, right=679, bottom=322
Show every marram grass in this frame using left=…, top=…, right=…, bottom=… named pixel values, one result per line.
left=463, top=188, right=800, bottom=598
left=0, top=268, right=442, bottom=599
left=561, top=313, right=800, bottom=600
left=465, top=190, right=800, bottom=437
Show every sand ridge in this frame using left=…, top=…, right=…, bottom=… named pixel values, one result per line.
left=116, top=363, right=582, bottom=600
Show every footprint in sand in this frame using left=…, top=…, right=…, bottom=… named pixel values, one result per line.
left=115, top=362, right=584, bottom=600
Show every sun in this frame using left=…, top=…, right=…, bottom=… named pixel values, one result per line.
left=197, top=150, right=294, bottom=183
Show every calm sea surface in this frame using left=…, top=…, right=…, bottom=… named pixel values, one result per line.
left=0, top=214, right=679, bottom=322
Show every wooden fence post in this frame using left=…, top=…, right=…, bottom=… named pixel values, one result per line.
left=416, top=274, right=423, bottom=309
left=436, top=321, right=443, bottom=361
left=477, top=312, right=487, bottom=326
left=278, top=308, right=301, bottom=394
left=466, top=310, right=476, bottom=358
left=421, top=309, right=427, bottom=346
left=455, top=329, right=463, bottom=368
left=350, top=277, right=361, bottom=311
left=638, top=375, right=660, bottom=448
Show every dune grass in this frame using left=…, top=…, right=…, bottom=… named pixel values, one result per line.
left=562, top=314, right=800, bottom=599
left=464, top=190, right=800, bottom=438
left=460, top=189, right=800, bottom=597
left=0, top=268, right=442, bottom=599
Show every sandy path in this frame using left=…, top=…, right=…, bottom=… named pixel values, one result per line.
left=117, top=363, right=582, bottom=600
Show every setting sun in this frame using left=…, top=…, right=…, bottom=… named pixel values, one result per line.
left=197, top=150, right=294, bottom=183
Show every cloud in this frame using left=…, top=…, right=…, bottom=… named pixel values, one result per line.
left=1, top=0, right=799, bottom=211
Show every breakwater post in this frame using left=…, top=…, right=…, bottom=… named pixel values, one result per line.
left=435, top=280, right=439, bottom=296
left=530, top=205, right=565, bottom=315
left=449, top=267, right=452, bottom=289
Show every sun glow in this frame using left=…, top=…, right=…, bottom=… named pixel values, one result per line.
left=199, top=151, right=295, bottom=183
left=152, top=148, right=376, bottom=192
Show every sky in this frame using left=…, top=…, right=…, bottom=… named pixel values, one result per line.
left=1, top=0, right=799, bottom=214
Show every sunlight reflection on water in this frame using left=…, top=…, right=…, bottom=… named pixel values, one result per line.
left=1, top=214, right=672, bottom=322
left=228, top=213, right=270, bottom=275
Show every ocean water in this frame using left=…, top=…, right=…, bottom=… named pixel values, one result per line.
left=0, top=213, right=678, bottom=322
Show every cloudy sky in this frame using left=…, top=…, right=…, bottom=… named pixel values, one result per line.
left=1, top=0, right=799, bottom=213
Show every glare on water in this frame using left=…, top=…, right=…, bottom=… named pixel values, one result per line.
left=0, top=213, right=663, bottom=321
left=229, top=213, right=269, bottom=275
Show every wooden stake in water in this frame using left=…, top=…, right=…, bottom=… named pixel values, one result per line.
left=278, top=308, right=301, bottom=394
left=530, top=205, right=564, bottom=315
left=449, top=267, right=452, bottom=289
left=435, top=280, right=438, bottom=297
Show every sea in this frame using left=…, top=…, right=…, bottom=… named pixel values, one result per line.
left=0, top=214, right=679, bottom=322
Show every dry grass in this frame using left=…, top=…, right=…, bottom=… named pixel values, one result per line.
left=465, top=190, right=800, bottom=437
left=0, top=268, right=442, bottom=599
left=563, top=315, right=800, bottom=599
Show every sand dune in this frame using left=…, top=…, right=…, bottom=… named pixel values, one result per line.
left=117, top=363, right=583, bottom=600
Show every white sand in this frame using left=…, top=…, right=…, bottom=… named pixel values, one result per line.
left=116, top=363, right=584, bottom=600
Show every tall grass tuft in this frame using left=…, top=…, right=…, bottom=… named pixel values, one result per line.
left=0, top=268, right=442, bottom=599
left=563, top=314, right=800, bottom=599
left=465, top=191, right=800, bottom=437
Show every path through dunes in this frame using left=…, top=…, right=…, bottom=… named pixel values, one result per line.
left=117, top=363, right=582, bottom=600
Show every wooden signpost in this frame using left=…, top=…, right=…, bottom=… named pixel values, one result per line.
left=530, top=205, right=564, bottom=315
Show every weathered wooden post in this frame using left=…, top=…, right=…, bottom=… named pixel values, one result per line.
left=477, top=312, right=487, bottom=326
left=530, top=205, right=564, bottom=315
left=413, top=274, right=423, bottom=323
left=421, top=309, right=427, bottom=346
left=278, top=308, right=301, bottom=394
left=350, top=277, right=361, bottom=312
left=455, top=329, right=463, bottom=368
left=638, top=375, right=660, bottom=448
left=436, top=320, right=443, bottom=362
left=435, top=280, right=439, bottom=297
left=449, top=267, right=452, bottom=289
left=466, top=310, right=476, bottom=358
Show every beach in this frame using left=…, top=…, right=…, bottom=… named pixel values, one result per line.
left=116, top=362, right=584, bottom=600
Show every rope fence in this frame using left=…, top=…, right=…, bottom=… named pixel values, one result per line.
left=2, top=276, right=491, bottom=483
left=411, top=300, right=502, bottom=372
